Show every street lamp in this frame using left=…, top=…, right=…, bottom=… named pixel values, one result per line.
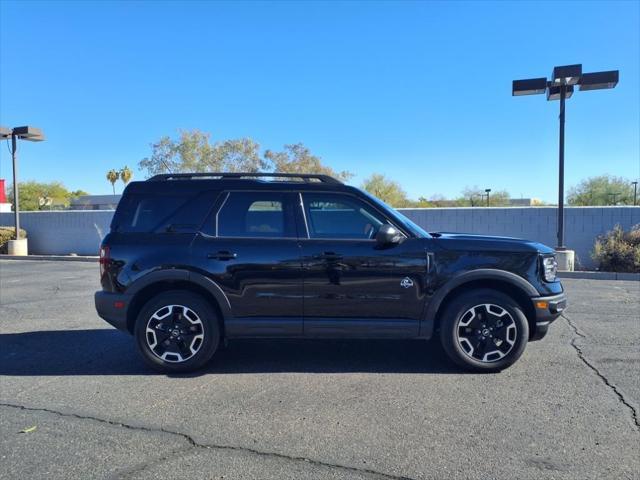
left=485, top=188, right=491, bottom=207
left=632, top=181, right=638, bottom=206
left=0, top=126, right=45, bottom=248
left=608, top=192, right=621, bottom=206
left=512, top=64, right=619, bottom=250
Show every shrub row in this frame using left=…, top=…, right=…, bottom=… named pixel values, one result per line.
left=592, top=224, right=640, bottom=273
left=0, top=227, right=27, bottom=253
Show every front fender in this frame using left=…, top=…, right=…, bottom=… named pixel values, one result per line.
left=419, top=269, right=539, bottom=338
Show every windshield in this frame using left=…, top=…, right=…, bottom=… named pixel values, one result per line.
left=360, top=191, right=430, bottom=238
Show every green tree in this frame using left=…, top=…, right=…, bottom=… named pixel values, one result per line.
left=413, top=196, right=435, bottom=208
left=138, top=130, right=266, bottom=176
left=361, top=173, right=410, bottom=207
left=568, top=175, right=636, bottom=206
left=70, top=189, right=89, bottom=199
left=139, top=131, right=351, bottom=183
left=264, top=143, right=353, bottom=182
left=106, top=169, right=120, bottom=194
left=120, top=166, right=133, bottom=186
left=7, top=181, right=78, bottom=211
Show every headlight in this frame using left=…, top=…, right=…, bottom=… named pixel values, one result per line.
left=542, top=256, right=558, bottom=282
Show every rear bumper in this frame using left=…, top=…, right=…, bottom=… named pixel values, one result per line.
left=95, top=291, right=131, bottom=333
left=529, top=291, right=567, bottom=341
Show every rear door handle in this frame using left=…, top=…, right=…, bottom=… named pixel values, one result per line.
left=208, top=251, right=237, bottom=261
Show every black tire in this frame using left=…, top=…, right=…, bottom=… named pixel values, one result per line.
left=134, top=290, right=220, bottom=373
left=439, top=289, right=529, bottom=372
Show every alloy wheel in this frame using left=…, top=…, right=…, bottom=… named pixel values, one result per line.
left=145, top=305, right=205, bottom=363
left=455, top=303, right=517, bottom=363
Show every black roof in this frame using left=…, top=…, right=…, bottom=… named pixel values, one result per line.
left=126, top=172, right=354, bottom=195
left=148, top=172, right=342, bottom=184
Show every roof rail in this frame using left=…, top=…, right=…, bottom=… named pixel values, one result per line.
left=147, top=172, right=343, bottom=184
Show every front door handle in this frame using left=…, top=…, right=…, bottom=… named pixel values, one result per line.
left=208, top=251, right=238, bottom=261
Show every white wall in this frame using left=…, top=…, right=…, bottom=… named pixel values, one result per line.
left=0, top=210, right=113, bottom=256
left=399, top=206, right=640, bottom=269
left=2, top=207, right=639, bottom=268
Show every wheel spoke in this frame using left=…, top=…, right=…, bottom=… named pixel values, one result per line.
left=145, top=304, right=205, bottom=364
left=455, top=303, right=517, bottom=363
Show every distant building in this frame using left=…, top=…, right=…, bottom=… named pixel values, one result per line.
left=509, top=198, right=542, bottom=206
left=0, top=179, right=11, bottom=212
left=70, top=194, right=122, bottom=210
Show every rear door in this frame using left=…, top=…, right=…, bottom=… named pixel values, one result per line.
left=191, top=191, right=304, bottom=337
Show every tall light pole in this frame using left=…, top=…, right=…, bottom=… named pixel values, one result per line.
left=632, top=181, right=638, bottom=206
left=512, top=65, right=619, bottom=250
left=608, top=192, right=621, bottom=206
left=485, top=188, right=491, bottom=207
left=0, top=126, right=45, bottom=241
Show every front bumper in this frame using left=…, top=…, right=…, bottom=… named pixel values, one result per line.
left=529, top=291, right=567, bottom=341
left=95, top=291, right=131, bottom=333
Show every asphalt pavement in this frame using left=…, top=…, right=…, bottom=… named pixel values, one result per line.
left=0, top=259, right=638, bottom=479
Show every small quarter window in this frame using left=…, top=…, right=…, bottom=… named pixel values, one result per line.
left=217, top=192, right=296, bottom=238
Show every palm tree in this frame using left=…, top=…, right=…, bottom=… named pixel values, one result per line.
left=106, top=169, right=120, bottom=194
left=120, top=166, right=133, bottom=187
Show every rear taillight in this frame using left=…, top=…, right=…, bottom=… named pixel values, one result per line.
left=99, top=245, right=110, bottom=278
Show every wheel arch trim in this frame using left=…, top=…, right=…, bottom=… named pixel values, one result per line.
left=126, top=269, right=233, bottom=328
left=419, top=269, right=538, bottom=338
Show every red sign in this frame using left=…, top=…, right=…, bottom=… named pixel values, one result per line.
left=0, top=179, right=6, bottom=203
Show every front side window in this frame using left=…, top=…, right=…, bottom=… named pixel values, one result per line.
left=217, top=192, right=296, bottom=238
left=302, top=193, right=386, bottom=239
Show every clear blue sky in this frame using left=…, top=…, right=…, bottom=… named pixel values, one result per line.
left=1, top=0, right=638, bottom=201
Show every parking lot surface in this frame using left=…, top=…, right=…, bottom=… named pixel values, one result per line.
left=0, top=259, right=638, bottom=479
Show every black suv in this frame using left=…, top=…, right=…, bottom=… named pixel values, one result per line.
left=95, top=173, right=566, bottom=373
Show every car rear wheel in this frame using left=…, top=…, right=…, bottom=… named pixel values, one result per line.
left=439, top=289, right=529, bottom=372
left=135, top=291, right=220, bottom=373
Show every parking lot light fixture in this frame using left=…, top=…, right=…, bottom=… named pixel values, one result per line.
left=579, top=71, right=619, bottom=91
left=512, top=64, right=619, bottom=250
left=512, top=78, right=547, bottom=96
left=551, top=64, right=582, bottom=86
left=0, top=125, right=46, bottom=242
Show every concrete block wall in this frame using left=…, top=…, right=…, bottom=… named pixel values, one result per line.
left=399, top=206, right=640, bottom=269
left=0, top=210, right=113, bottom=256
left=1, top=206, right=639, bottom=269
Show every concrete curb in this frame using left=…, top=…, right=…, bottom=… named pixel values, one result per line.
left=0, top=254, right=98, bottom=262
left=558, top=271, right=640, bottom=281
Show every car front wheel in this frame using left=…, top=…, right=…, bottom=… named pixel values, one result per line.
left=134, top=290, right=220, bottom=373
left=440, top=289, right=529, bottom=372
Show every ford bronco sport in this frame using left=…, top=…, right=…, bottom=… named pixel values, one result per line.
left=95, top=173, right=566, bottom=373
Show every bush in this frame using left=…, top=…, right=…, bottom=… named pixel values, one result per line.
left=0, top=227, right=27, bottom=254
left=592, top=224, right=640, bottom=273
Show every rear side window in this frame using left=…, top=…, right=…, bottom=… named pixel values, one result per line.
left=217, top=192, right=296, bottom=238
left=113, top=192, right=217, bottom=233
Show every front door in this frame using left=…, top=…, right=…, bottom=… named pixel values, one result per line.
left=191, top=191, right=303, bottom=337
left=299, top=192, right=428, bottom=337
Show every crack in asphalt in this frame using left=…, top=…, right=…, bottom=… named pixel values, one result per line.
left=0, top=402, right=416, bottom=480
left=562, top=313, right=640, bottom=432
left=111, top=445, right=198, bottom=479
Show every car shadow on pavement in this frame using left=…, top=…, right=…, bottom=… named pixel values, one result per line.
left=0, top=329, right=463, bottom=376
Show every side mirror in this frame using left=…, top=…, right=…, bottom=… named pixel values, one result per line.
left=376, top=224, right=403, bottom=246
